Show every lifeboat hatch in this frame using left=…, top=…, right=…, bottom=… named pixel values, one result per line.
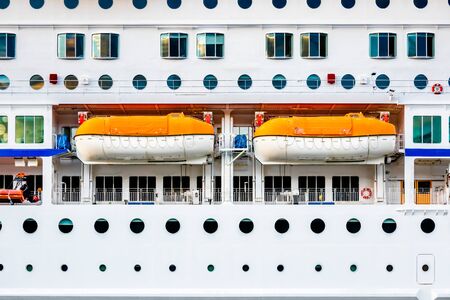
left=417, top=254, right=435, bottom=285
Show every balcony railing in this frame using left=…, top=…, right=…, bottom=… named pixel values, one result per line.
left=233, top=189, right=253, bottom=203
left=385, top=187, right=448, bottom=205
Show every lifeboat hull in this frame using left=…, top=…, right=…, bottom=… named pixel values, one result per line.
left=75, top=134, right=214, bottom=164
left=254, top=135, right=396, bottom=164
left=0, top=190, right=25, bottom=203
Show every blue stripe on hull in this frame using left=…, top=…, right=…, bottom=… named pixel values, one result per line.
left=0, top=149, right=68, bottom=157
left=405, top=148, right=450, bottom=157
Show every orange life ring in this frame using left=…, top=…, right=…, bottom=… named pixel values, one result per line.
left=432, top=83, right=443, bottom=95
left=360, top=187, right=373, bottom=200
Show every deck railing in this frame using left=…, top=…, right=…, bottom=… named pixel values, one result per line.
left=385, top=187, right=447, bottom=205
left=233, top=188, right=253, bottom=203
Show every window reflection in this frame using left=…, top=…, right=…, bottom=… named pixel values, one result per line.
left=0, top=116, right=7, bottom=143
left=92, top=33, right=119, bottom=59
left=301, top=33, right=327, bottom=58
left=160, top=33, right=187, bottom=58
left=266, top=33, right=292, bottom=58
left=407, top=32, right=434, bottom=58
left=15, top=116, right=44, bottom=144
left=0, top=33, right=15, bottom=59
left=197, top=33, right=224, bottom=58
left=58, top=33, right=84, bottom=59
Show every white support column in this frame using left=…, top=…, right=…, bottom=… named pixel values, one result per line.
left=41, top=157, right=54, bottom=206
left=156, top=176, right=164, bottom=204
left=404, top=156, right=415, bottom=206
left=221, top=110, right=233, bottom=203
left=375, top=164, right=385, bottom=203
left=80, top=163, right=92, bottom=203
left=325, top=176, right=333, bottom=203
left=203, top=162, right=213, bottom=204
left=254, top=159, right=264, bottom=203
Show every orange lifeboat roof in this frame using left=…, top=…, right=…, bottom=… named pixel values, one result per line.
left=75, top=113, right=214, bottom=137
left=254, top=113, right=396, bottom=138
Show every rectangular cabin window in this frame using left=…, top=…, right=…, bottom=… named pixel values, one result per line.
left=91, top=33, right=119, bottom=59
left=300, top=33, right=327, bottom=58
left=266, top=33, right=293, bottom=59
left=0, top=175, right=13, bottom=189
left=61, top=176, right=80, bottom=202
left=0, top=116, right=7, bottom=143
left=332, top=176, right=359, bottom=202
left=264, top=176, right=291, bottom=191
left=163, top=176, right=190, bottom=192
left=15, top=116, right=44, bottom=144
left=0, top=33, right=16, bottom=59
left=369, top=33, right=396, bottom=58
left=407, top=32, right=434, bottom=58
left=197, top=33, right=224, bottom=58
left=95, top=176, right=122, bottom=202
left=57, top=33, right=84, bottom=59
left=160, top=33, right=188, bottom=58
left=298, top=176, right=325, bottom=201
left=129, top=176, right=156, bottom=202
left=413, top=116, right=441, bottom=144
left=233, top=176, right=252, bottom=202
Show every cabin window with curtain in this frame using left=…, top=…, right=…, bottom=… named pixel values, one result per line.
left=0, top=33, right=15, bottom=59
left=0, top=116, right=7, bottom=143
left=301, top=32, right=327, bottom=58
left=160, top=33, right=188, bottom=58
left=369, top=33, right=396, bottom=58
left=57, top=33, right=84, bottom=59
left=413, top=116, right=441, bottom=144
left=407, top=32, right=434, bottom=58
left=91, top=33, right=119, bottom=59
left=266, top=33, right=293, bottom=58
left=332, top=176, right=359, bottom=202
left=196, top=33, right=224, bottom=58
left=15, top=116, right=44, bottom=144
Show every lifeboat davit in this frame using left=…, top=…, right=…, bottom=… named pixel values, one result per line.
left=74, top=113, right=214, bottom=164
left=253, top=113, right=397, bottom=164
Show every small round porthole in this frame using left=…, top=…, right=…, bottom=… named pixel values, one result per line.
left=203, top=0, right=217, bottom=9
left=237, top=74, right=252, bottom=90
left=350, top=264, right=358, bottom=272
left=26, top=264, right=33, bottom=272
left=64, top=75, right=78, bottom=90
left=346, top=218, right=361, bottom=234
left=94, top=218, right=109, bottom=234
left=203, top=218, right=218, bottom=234
left=0, top=74, right=10, bottom=90
left=239, top=218, right=254, bottom=234
left=99, top=264, right=107, bottom=272
left=0, top=264, right=3, bottom=271
left=242, top=264, right=250, bottom=272
left=30, top=0, right=45, bottom=9
left=98, top=74, right=113, bottom=90
left=315, top=264, right=322, bottom=272
left=422, top=264, right=429, bottom=272
left=274, top=218, right=289, bottom=234
left=166, top=218, right=180, bottom=234
left=420, top=218, right=435, bottom=234
left=167, top=74, right=181, bottom=90
left=310, top=218, right=325, bottom=234
left=207, top=264, right=215, bottom=272
left=386, top=264, right=393, bottom=272
left=132, top=74, right=147, bottom=90
left=134, top=264, right=141, bottom=272
left=167, top=0, right=181, bottom=9
left=237, top=0, right=252, bottom=9
left=169, top=264, right=176, bottom=272
left=130, top=218, right=145, bottom=234
left=30, top=74, right=45, bottom=90
left=58, top=218, right=73, bottom=234
left=132, top=0, right=147, bottom=9
left=61, top=264, right=68, bottom=272
left=277, top=264, right=284, bottom=272
left=23, top=218, right=38, bottom=234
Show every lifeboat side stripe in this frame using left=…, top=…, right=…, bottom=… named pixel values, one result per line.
left=75, top=134, right=215, bottom=138
left=253, top=134, right=396, bottom=139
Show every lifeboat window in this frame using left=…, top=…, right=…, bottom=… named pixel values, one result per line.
left=204, top=0, right=217, bottom=9
left=242, top=264, right=250, bottom=272
left=237, top=74, right=252, bottom=90
left=306, top=74, right=321, bottom=89
left=369, top=33, right=397, bottom=58
left=58, top=218, right=73, bottom=234
left=64, top=75, right=78, bottom=90
left=133, top=0, right=147, bottom=9
left=130, top=218, right=145, bottom=234
left=132, top=74, right=147, bottom=90
left=272, top=74, right=287, bottom=90
left=91, top=33, right=119, bottom=59
left=382, top=218, right=397, bottom=233
left=346, top=218, right=361, bottom=234
left=23, top=218, right=38, bottom=234
left=0, top=0, right=9, bottom=9
left=166, top=218, right=181, bottom=234
left=203, top=218, right=218, bottom=234
left=341, top=0, right=355, bottom=8
left=407, top=33, right=434, bottom=58
left=413, top=116, right=441, bottom=144
left=134, top=264, right=141, bottom=272
left=298, top=176, right=325, bottom=202
left=98, top=74, right=113, bottom=90
left=129, top=176, right=155, bottom=202
left=341, top=74, right=355, bottom=89
left=30, top=0, right=45, bottom=9
left=95, top=176, right=122, bottom=202
left=420, top=218, right=435, bottom=234
left=301, top=33, right=327, bottom=58
left=413, top=74, right=428, bottom=90
left=160, top=33, right=188, bottom=59
left=332, top=176, right=359, bottom=202
left=197, top=33, right=224, bottom=58
left=30, top=74, right=45, bottom=90
left=413, top=0, right=427, bottom=8
left=237, top=0, right=252, bottom=9
left=98, top=0, right=113, bottom=9
left=58, top=33, right=84, bottom=59
left=167, top=0, right=181, bottom=9
left=266, top=33, right=293, bottom=59
left=203, top=74, right=218, bottom=90
left=239, top=218, right=254, bottom=234
left=64, top=0, right=78, bottom=9
left=167, top=74, right=182, bottom=90
left=273, top=0, right=286, bottom=9
left=274, top=218, right=289, bottom=234
left=375, top=74, right=390, bottom=89
left=0, top=74, right=10, bottom=90
left=310, top=218, right=325, bottom=234
left=94, top=218, right=109, bottom=234
left=375, top=0, right=389, bottom=9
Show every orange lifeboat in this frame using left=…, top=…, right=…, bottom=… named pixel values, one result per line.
left=0, top=173, right=27, bottom=204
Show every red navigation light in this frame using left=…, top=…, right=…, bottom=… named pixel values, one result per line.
left=255, top=112, right=264, bottom=127
left=203, top=112, right=213, bottom=125
left=49, top=74, right=58, bottom=84
left=327, top=73, right=336, bottom=84
left=78, top=112, right=88, bottom=125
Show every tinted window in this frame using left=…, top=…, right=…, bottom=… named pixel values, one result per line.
left=273, top=0, right=287, bottom=9
left=306, top=0, right=320, bottom=8
left=0, top=33, right=16, bottom=59
left=414, top=74, right=428, bottom=90
left=98, top=75, right=113, bottom=90
left=64, top=0, right=78, bottom=9
left=369, top=33, right=396, bottom=58
left=203, top=74, right=218, bottom=90
left=407, top=33, right=434, bottom=58
left=30, top=0, right=45, bottom=9
left=306, top=74, right=321, bottom=89
left=133, top=0, right=147, bottom=9
left=375, top=74, right=390, bottom=89
left=341, top=0, right=355, bottom=8
left=301, top=33, right=327, bottom=58
left=167, top=74, right=181, bottom=90
left=204, top=0, right=217, bottom=9
left=64, top=75, right=78, bottom=90
left=238, top=0, right=252, bottom=9
left=375, top=0, right=389, bottom=8
left=160, top=33, right=188, bottom=58
left=272, top=74, right=287, bottom=90
left=266, top=33, right=293, bottom=58
left=197, top=33, right=224, bottom=58
left=167, top=0, right=181, bottom=9
left=132, top=74, right=147, bottom=90
left=238, top=74, right=252, bottom=90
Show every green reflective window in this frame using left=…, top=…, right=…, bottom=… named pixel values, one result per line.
left=369, top=33, right=396, bottom=58
left=57, top=33, right=84, bottom=59
left=15, top=116, right=44, bottom=144
left=413, top=116, right=441, bottom=144
left=196, top=33, right=224, bottom=58
left=0, top=33, right=16, bottom=59
left=92, top=33, right=118, bottom=59
left=407, top=32, right=434, bottom=58
left=300, top=33, right=327, bottom=58
left=0, top=116, right=7, bottom=143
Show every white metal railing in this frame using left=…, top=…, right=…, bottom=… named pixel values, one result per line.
left=332, top=189, right=360, bottom=202
left=233, top=188, right=253, bottom=203
left=94, top=189, right=123, bottom=203
left=129, top=188, right=156, bottom=203
left=385, top=186, right=448, bottom=205
left=161, top=189, right=201, bottom=204
left=53, top=188, right=81, bottom=204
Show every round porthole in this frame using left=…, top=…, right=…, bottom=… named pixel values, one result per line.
left=414, top=74, right=428, bottom=90
left=413, top=0, right=427, bottom=8
left=239, top=218, right=254, bottom=234
left=310, top=218, right=325, bottom=234
left=132, top=74, right=147, bottom=90
left=306, top=0, right=321, bottom=9
left=382, top=218, right=397, bottom=233
left=0, top=75, right=9, bottom=90
left=99, top=0, right=113, bottom=8
left=306, top=74, right=321, bottom=89
left=341, top=74, right=355, bottom=90
left=64, top=0, right=79, bottom=9
left=99, top=264, right=107, bottom=272
left=0, top=0, right=10, bottom=9
left=166, top=218, right=180, bottom=234
left=98, top=74, right=113, bottom=90
left=272, top=74, right=287, bottom=90
left=132, top=0, right=147, bottom=9
left=375, top=0, right=389, bottom=8
left=30, top=75, right=44, bottom=90
left=237, top=0, right=252, bottom=9
left=422, top=264, right=429, bottom=272
left=203, top=218, right=218, bottom=234
left=94, top=218, right=109, bottom=234
left=0, top=264, right=3, bottom=271
left=346, top=218, right=361, bottom=234
left=130, top=218, right=145, bottom=234
left=207, top=264, right=215, bottom=272
left=315, top=264, right=322, bottom=272
left=23, top=218, right=38, bottom=234
left=30, top=0, right=45, bottom=9
left=242, top=264, right=250, bottom=272
left=341, top=0, right=355, bottom=8
left=167, top=74, right=181, bottom=90
left=26, top=264, right=33, bottom=272
left=277, top=264, right=284, bottom=272
left=273, top=0, right=287, bottom=9
left=203, top=74, right=218, bottom=90
left=0, top=221, right=2, bottom=231
left=375, top=74, right=390, bottom=89
left=350, top=264, right=358, bottom=272
left=238, top=74, right=252, bottom=90
left=58, top=218, right=73, bottom=234
left=167, top=0, right=181, bottom=9
left=420, top=218, right=435, bottom=234
left=64, top=75, right=78, bottom=90
left=61, top=264, right=68, bottom=272
left=274, top=218, right=289, bottom=234
left=134, top=264, right=141, bottom=272
left=169, top=264, right=176, bottom=272
left=203, top=0, right=217, bottom=9
left=386, top=264, right=393, bottom=272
